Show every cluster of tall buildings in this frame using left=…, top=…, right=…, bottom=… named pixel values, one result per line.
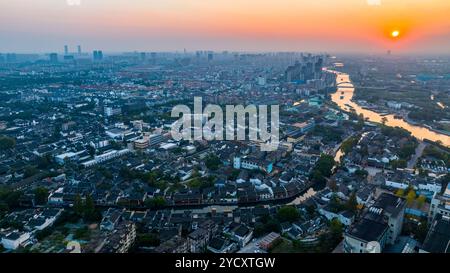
left=285, top=54, right=324, bottom=83
left=45, top=45, right=104, bottom=63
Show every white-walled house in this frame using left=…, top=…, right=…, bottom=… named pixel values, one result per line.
left=1, top=231, right=31, bottom=250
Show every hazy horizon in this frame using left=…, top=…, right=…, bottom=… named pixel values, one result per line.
left=1, top=0, right=449, bottom=54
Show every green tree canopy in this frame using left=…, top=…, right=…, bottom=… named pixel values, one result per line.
left=34, top=187, right=49, bottom=206
left=346, top=191, right=358, bottom=213
left=0, top=136, right=15, bottom=150
left=277, top=206, right=300, bottom=223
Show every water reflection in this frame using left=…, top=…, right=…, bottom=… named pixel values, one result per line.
left=330, top=71, right=450, bottom=147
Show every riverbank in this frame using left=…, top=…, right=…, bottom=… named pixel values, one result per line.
left=328, top=69, right=450, bottom=147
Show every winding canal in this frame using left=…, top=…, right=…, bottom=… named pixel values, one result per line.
left=330, top=70, right=450, bottom=147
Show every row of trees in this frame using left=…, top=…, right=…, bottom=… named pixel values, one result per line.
left=395, top=188, right=426, bottom=207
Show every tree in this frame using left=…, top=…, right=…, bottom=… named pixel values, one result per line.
left=73, top=194, right=84, bottom=217
left=37, top=155, right=52, bottom=169
left=83, top=195, right=99, bottom=222
left=398, top=143, right=417, bottom=160
left=391, top=159, right=407, bottom=169
left=314, top=154, right=335, bottom=178
left=24, top=166, right=38, bottom=178
left=329, top=194, right=345, bottom=212
left=0, top=136, right=15, bottom=150
left=395, top=189, right=405, bottom=197
left=34, top=187, right=49, bottom=206
left=381, top=117, right=388, bottom=125
left=406, top=189, right=416, bottom=205
left=341, top=137, right=358, bottom=154
left=277, top=206, right=300, bottom=223
left=315, top=219, right=344, bottom=253
left=205, top=154, right=221, bottom=171
left=354, top=169, right=368, bottom=178
left=0, top=202, right=8, bottom=216
left=416, top=195, right=426, bottom=208
left=1, top=189, right=23, bottom=210
left=136, top=233, right=160, bottom=247
left=310, top=170, right=326, bottom=185
left=346, top=192, right=358, bottom=213
left=330, top=218, right=343, bottom=237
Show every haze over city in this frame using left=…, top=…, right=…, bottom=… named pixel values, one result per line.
left=1, top=0, right=450, bottom=54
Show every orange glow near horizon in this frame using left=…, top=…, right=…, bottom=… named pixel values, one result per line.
left=0, top=0, right=449, bottom=53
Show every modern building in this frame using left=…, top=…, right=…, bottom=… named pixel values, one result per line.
left=344, top=193, right=406, bottom=253
left=104, top=106, right=122, bottom=117
left=49, top=53, right=58, bottom=63
left=134, top=138, right=149, bottom=149
left=149, top=133, right=165, bottom=146
left=429, top=184, right=450, bottom=222
left=1, top=231, right=31, bottom=250
left=93, top=50, right=103, bottom=61
left=420, top=213, right=450, bottom=253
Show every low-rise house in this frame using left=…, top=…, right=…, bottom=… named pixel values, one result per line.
left=207, top=237, right=235, bottom=253
left=187, top=228, right=209, bottom=253
left=95, top=221, right=136, bottom=253
left=258, top=232, right=281, bottom=251
left=153, top=235, right=188, bottom=253
left=1, top=231, right=31, bottom=250
left=319, top=205, right=355, bottom=226
left=100, top=208, right=124, bottom=231
left=226, top=223, right=253, bottom=247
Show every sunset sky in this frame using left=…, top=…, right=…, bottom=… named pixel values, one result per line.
left=1, top=0, right=449, bottom=54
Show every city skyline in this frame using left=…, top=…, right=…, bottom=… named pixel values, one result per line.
left=1, top=0, right=449, bottom=54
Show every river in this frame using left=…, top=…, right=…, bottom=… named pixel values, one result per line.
left=330, top=70, right=450, bottom=147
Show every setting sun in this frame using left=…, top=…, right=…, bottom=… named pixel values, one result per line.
left=391, top=30, right=400, bottom=38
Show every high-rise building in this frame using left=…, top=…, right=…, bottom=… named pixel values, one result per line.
left=140, top=52, right=146, bottom=61
left=49, top=53, right=58, bottom=63
left=285, top=55, right=324, bottom=83
left=64, top=45, right=69, bottom=55
left=77, top=45, right=82, bottom=55
left=93, top=50, right=103, bottom=61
